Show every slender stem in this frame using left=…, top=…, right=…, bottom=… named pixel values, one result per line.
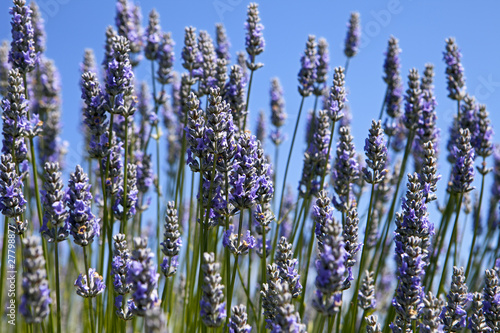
left=83, top=247, right=95, bottom=333
left=465, top=166, right=486, bottom=278
left=437, top=193, right=463, bottom=294
left=344, top=58, right=351, bottom=77
left=319, top=120, right=337, bottom=192
left=54, top=241, right=62, bottom=333
left=378, top=86, right=388, bottom=120
left=242, top=65, right=256, bottom=131
left=121, top=115, right=129, bottom=235
left=278, top=96, right=306, bottom=219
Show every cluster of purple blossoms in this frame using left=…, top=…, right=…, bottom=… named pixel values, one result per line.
left=144, top=9, right=161, bottom=61
left=134, top=150, right=153, bottom=194
left=363, top=120, right=388, bottom=185
left=66, top=165, right=100, bottom=247
left=215, top=23, right=231, bottom=61
left=474, top=104, right=494, bottom=163
left=483, top=268, right=500, bottom=331
left=414, top=64, right=440, bottom=172
left=74, top=268, right=106, bottom=298
left=113, top=163, right=139, bottom=221
left=419, top=141, right=441, bottom=203
left=160, top=201, right=182, bottom=277
left=115, top=0, right=143, bottom=65
left=156, top=32, right=175, bottom=85
left=40, top=162, right=70, bottom=242
left=34, top=59, right=67, bottom=167
left=392, top=173, right=434, bottom=330
left=298, top=109, right=331, bottom=197
left=297, top=35, right=318, bottom=97
left=275, top=237, right=302, bottom=298
left=443, top=38, right=466, bottom=101
left=255, top=110, right=266, bottom=144
left=344, top=12, right=361, bottom=59
left=111, top=233, right=135, bottom=320
left=358, top=271, right=376, bottom=310
left=127, top=237, right=160, bottom=316
left=328, top=67, right=346, bottom=123
left=0, top=41, right=11, bottom=96
left=200, top=252, right=226, bottom=328
left=1, top=68, right=36, bottom=163
left=104, top=35, right=136, bottom=116
left=331, top=125, right=359, bottom=212
left=19, top=236, right=52, bottom=323
left=383, top=36, right=403, bottom=120
left=314, top=37, right=330, bottom=96
left=102, top=26, right=119, bottom=70
left=9, top=0, right=39, bottom=73
left=0, top=153, right=27, bottom=220
left=228, top=304, right=252, bottom=333
left=224, top=65, right=246, bottom=131
left=420, top=292, right=443, bottom=333
left=261, top=264, right=307, bottom=332
left=223, top=224, right=256, bottom=256
left=440, top=267, right=468, bottom=331
left=450, top=128, right=475, bottom=194
left=245, top=3, right=264, bottom=68
left=312, top=191, right=347, bottom=316
left=103, top=139, right=123, bottom=197
left=269, top=77, right=287, bottom=146
left=402, top=69, right=423, bottom=131
left=230, top=132, right=259, bottom=211
left=343, top=204, right=361, bottom=289
left=30, top=1, right=45, bottom=54
left=197, top=30, right=217, bottom=96
left=181, top=26, right=201, bottom=77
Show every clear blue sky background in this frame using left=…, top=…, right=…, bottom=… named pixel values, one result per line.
left=0, top=0, right=499, bottom=222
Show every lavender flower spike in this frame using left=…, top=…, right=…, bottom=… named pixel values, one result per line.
left=269, top=77, right=287, bottom=146
left=314, top=37, right=330, bottom=96
left=468, top=292, right=487, bottom=333
left=0, top=41, right=11, bottom=97
left=383, top=36, right=403, bottom=120
left=0, top=153, right=27, bottom=219
left=450, top=128, right=475, bottom=193
left=297, top=35, right=318, bottom=97
left=344, top=12, right=361, bottom=58
left=228, top=304, right=252, bottom=333
left=128, top=237, right=160, bottom=316
left=275, top=237, right=302, bottom=298
left=215, top=23, right=231, bottom=61
left=181, top=26, right=201, bottom=76
left=115, top=0, right=142, bottom=65
left=200, top=252, right=226, bottom=327
left=40, top=162, right=70, bottom=243
left=223, top=224, right=256, bottom=256
left=483, top=268, right=500, bottom=332
left=443, top=38, right=466, bottom=101
left=74, top=268, right=106, bottom=298
left=30, top=1, right=45, bottom=54
left=19, top=236, right=52, bottom=323
left=9, top=0, right=38, bottom=73
left=403, top=69, right=423, bottom=131
left=144, top=9, right=161, bottom=61
left=328, top=66, right=346, bottom=123
left=66, top=165, right=100, bottom=247
left=441, top=266, right=468, bottom=332
left=363, top=120, right=388, bottom=184
left=245, top=3, right=264, bottom=69
left=230, top=132, right=259, bottom=211
left=157, top=32, right=175, bottom=85
left=419, top=292, right=443, bottom=333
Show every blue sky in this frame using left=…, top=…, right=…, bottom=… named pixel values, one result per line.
left=0, top=0, right=499, bottom=215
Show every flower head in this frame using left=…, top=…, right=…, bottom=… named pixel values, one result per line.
left=344, top=12, right=361, bottom=58
left=9, top=0, right=38, bottom=73
left=74, top=268, right=105, bottom=298
left=443, top=38, right=466, bottom=101
left=200, top=252, right=226, bottom=327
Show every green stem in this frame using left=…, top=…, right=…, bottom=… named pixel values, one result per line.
left=465, top=165, right=486, bottom=279
left=278, top=96, right=306, bottom=219
left=378, top=86, right=388, bottom=120
left=83, top=247, right=95, bottom=333
left=437, top=193, right=463, bottom=294
left=242, top=65, right=256, bottom=131
left=54, top=241, right=62, bottom=333
left=121, top=116, right=129, bottom=234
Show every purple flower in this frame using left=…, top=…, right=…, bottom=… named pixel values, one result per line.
left=314, top=37, right=330, bottom=94
left=115, top=0, right=143, bottom=64
left=223, top=224, right=256, bottom=256
left=40, top=162, right=70, bottom=243
left=30, top=2, right=45, bottom=54
left=66, top=165, right=100, bottom=247
left=113, top=163, right=139, bottom=221
left=297, top=35, right=318, bottom=97
left=450, top=128, right=475, bottom=193
left=245, top=3, right=264, bottom=66
left=111, top=233, right=132, bottom=296
left=275, top=237, right=302, bottom=298
left=160, top=256, right=179, bottom=277
left=402, top=69, right=423, bottom=130
left=363, top=120, right=388, bottom=184
left=127, top=237, right=160, bottom=316
left=443, top=37, right=466, bottom=101
left=182, top=26, right=201, bottom=75
left=269, top=77, right=287, bottom=138
left=161, top=201, right=182, bottom=257
left=332, top=125, right=359, bottom=212
left=392, top=173, right=434, bottom=325
left=328, top=67, right=346, bottom=122
left=19, top=236, right=51, bottom=323
left=224, top=65, right=246, bottom=130
left=344, top=12, right=361, bottom=58
left=0, top=41, right=11, bottom=97
left=144, top=9, right=161, bottom=60
left=440, top=267, right=468, bottom=331
left=383, top=36, right=401, bottom=88
left=200, top=252, right=226, bottom=327
left=0, top=153, right=27, bottom=219
left=215, top=23, right=231, bottom=61
left=9, top=0, right=39, bottom=73
left=228, top=304, right=251, bottom=333
left=230, top=132, right=259, bottom=211
left=483, top=268, right=500, bottom=331
left=197, top=30, right=217, bottom=96
left=74, top=268, right=105, bottom=298
left=157, top=32, right=175, bottom=85
left=255, top=110, right=266, bottom=145
left=134, top=151, right=153, bottom=194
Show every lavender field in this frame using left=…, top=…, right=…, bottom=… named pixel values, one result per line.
left=0, top=0, right=499, bottom=332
